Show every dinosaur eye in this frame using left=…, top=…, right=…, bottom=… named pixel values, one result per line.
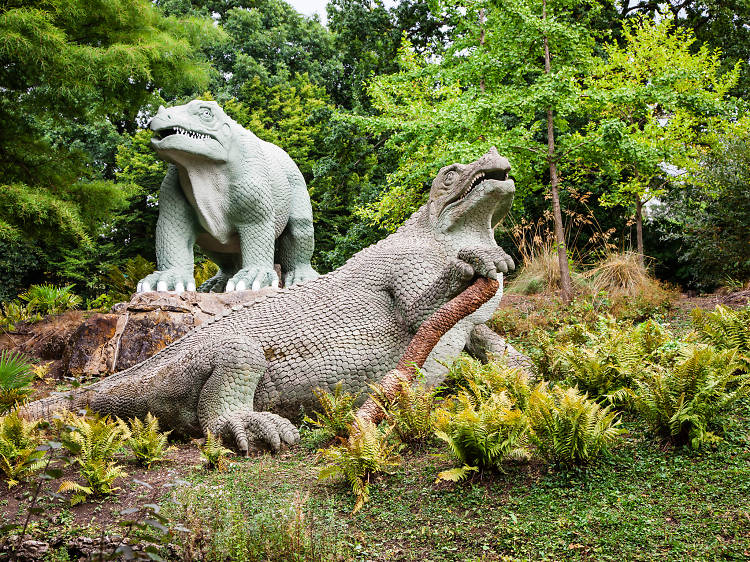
left=444, top=171, right=457, bottom=185
left=199, top=107, right=213, bottom=120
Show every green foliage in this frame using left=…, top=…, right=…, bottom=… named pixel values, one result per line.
left=0, top=300, right=42, bottom=331
left=0, top=350, right=35, bottom=414
left=56, top=412, right=129, bottom=504
left=445, top=355, right=532, bottom=411
left=318, top=416, right=400, bottom=513
left=104, top=256, right=156, bottom=303
left=194, top=259, right=219, bottom=288
left=369, top=378, right=436, bottom=445
left=18, top=284, right=81, bottom=316
left=434, top=390, right=529, bottom=480
left=304, top=383, right=357, bottom=441
left=691, top=305, right=750, bottom=357
left=527, top=383, right=625, bottom=465
left=0, top=412, right=46, bottom=487
left=125, top=413, right=174, bottom=468
left=200, top=431, right=232, bottom=472
left=628, top=345, right=749, bottom=449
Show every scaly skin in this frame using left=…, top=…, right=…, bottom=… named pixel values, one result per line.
left=137, top=100, right=318, bottom=293
left=25, top=149, right=526, bottom=454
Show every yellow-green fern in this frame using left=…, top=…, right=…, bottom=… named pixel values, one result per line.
left=0, top=411, right=46, bottom=487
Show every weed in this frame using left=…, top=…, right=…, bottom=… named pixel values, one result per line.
left=303, top=383, right=357, bottom=441
left=200, top=431, right=232, bottom=471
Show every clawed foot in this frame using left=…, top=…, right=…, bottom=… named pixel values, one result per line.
left=282, top=264, right=318, bottom=287
left=137, top=269, right=196, bottom=293
left=457, top=246, right=515, bottom=280
left=198, top=271, right=231, bottom=293
left=225, top=266, right=279, bottom=292
left=210, top=410, right=300, bottom=454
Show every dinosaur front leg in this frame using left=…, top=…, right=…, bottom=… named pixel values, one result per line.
left=197, top=335, right=299, bottom=454
left=277, top=171, right=318, bottom=286
left=138, top=165, right=199, bottom=293
left=225, top=221, right=279, bottom=291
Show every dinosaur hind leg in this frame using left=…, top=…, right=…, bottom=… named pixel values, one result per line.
left=197, top=335, right=299, bottom=454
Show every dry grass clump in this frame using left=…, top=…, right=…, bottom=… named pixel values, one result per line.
left=506, top=239, right=588, bottom=296
left=585, top=252, right=666, bottom=299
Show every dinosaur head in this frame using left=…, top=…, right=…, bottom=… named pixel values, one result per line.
left=149, top=100, right=235, bottom=164
left=429, top=147, right=515, bottom=232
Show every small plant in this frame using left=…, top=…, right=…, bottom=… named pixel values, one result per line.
left=433, top=390, right=529, bottom=481
left=526, top=383, right=624, bottom=465
left=19, top=283, right=82, bottom=316
left=318, top=416, right=400, bottom=513
left=445, top=355, right=532, bottom=410
left=105, top=255, right=156, bottom=302
left=0, top=350, right=35, bottom=414
left=126, top=413, right=174, bottom=468
left=194, top=259, right=219, bottom=287
left=691, top=305, right=750, bottom=357
left=57, top=412, right=130, bottom=503
left=0, top=412, right=46, bottom=487
left=628, top=344, right=749, bottom=449
left=200, top=431, right=233, bottom=471
left=303, top=382, right=357, bottom=440
left=369, top=377, right=436, bottom=445
left=0, top=300, right=42, bottom=330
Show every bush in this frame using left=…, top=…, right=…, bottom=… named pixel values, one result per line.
left=628, top=345, right=749, bottom=449
left=434, top=390, right=529, bottom=481
left=57, top=412, right=129, bottom=504
left=200, top=431, right=232, bottom=471
left=444, top=355, right=532, bottom=410
left=104, top=255, right=155, bottom=302
left=691, top=305, right=750, bottom=358
left=303, top=383, right=357, bottom=441
left=126, top=413, right=174, bottom=468
left=526, top=383, right=624, bottom=465
left=19, top=284, right=81, bottom=316
left=369, top=378, right=436, bottom=446
left=0, top=350, right=35, bottom=414
left=318, top=416, right=400, bottom=513
left=0, top=300, right=42, bottom=331
left=0, top=411, right=46, bottom=487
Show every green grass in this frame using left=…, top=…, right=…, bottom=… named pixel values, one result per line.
left=162, top=404, right=750, bottom=561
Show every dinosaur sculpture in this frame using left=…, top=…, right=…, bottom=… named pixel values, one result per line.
left=25, top=148, right=525, bottom=454
left=137, top=100, right=318, bottom=293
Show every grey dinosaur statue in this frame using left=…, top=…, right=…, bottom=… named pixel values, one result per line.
left=25, top=148, right=526, bottom=454
left=137, top=99, right=318, bottom=293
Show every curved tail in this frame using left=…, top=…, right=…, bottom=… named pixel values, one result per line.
left=19, top=389, right=91, bottom=420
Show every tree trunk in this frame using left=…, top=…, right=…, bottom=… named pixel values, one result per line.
left=542, top=0, right=573, bottom=303
left=635, top=197, right=645, bottom=268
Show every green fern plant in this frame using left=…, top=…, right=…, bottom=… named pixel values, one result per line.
left=126, top=413, right=174, bottom=468
left=0, top=350, right=35, bottom=414
left=200, top=431, right=233, bottom=471
left=526, top=383, right=625, bottom=465
left=445, top=355, right=532, bottom=410
left=56, top=412, right=129, bottom=503
left=369, top=378, right=436, bottom=445
left=628, top=344, right=749, bottom=449
left=434, top=390, right=529, bottom=481
left=303, top=382, right=357, bottom=440
left=0, top=300, right=42, bottom=330
left=0, top=412, right=46, bottom=487
left=691, top=305, right=750, bottom=367
left=318, top=416, right=400, bottom=513
left=19, top=284, right=81, bottom=316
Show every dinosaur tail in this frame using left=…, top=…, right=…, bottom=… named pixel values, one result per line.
left=18, top=389, right=92, bottom=421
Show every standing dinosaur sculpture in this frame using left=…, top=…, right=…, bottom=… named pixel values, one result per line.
left=137, top=99, right=318, bottom=293
left=24, top=148, right=525, bottom=454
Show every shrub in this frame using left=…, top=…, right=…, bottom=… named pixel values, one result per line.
left=104, top=255, right=156, bottom=302
left=369, top=378, right=436, bottom=445
left=126, top=413, right=174, bottom=468
left=0, top=350, right=35, bottom=414
left=691, top=305, right=750, bottom=358
left=628, top=345, right=749, bottom=449
left=200, top=431, right=232, bottom=471
left=0, top=411, right=46, bottom=487
left=318, top=416, right=400, bottom=513
left=303, top=383, right=357, bottom=440
left=0, top=300, right=42, bottom=330
left=19, top=284, right=81, bottom=316
left=57, top=412, right=129, bottom=503
left=526, top=383, right=624, bottom=465
left=434, top=390, right=529, bottom=481
left=445, top=354, right=532, bottom=410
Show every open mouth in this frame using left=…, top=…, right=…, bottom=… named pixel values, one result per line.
left=153, top=126, right=213, bottom=142
left=460, top=168, right=509, bottom=199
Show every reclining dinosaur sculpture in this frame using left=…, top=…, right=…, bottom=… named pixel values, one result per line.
left=24, top=148, right=525, bottom=454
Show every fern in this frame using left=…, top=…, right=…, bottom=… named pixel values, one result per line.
left=56, top=412, right=129, bottom=503
left=369, top=377, right=436, bottom=445
left=628, top=344, right=749, bottom=449
left=126, top=413, right=174, bottom=468
left=19, top=284, right=81, bottom=316
left=0, top=350, right=35, bottom=414
left=0, top=412, right=46, bottom=487
left=318, top=416, right=400, bottom=513
left=303, top=382, right=357, bottom=440
left=200, top=431, right=233, bottom=471
left=445, top=355, right=532, bottom=410
left=691, top=305, right=750, bottom=368
left=526, top=383, right=624, bottom=465
left=434, top=390, right=529, bottom=478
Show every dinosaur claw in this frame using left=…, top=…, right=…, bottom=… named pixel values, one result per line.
left=175, top=282, right=185, bottom=293
left=226, top=280, right=236, bottom=292
left=187, top=281, right=196, bottom=291
left=235, top=279, right=247, bottom=291
left=157, top=280, right=168, bottom=292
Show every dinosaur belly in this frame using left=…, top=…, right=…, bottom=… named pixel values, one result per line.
left=177, top=165, right=234, bottom=243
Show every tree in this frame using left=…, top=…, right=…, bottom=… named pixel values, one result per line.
left=353, top=0, right=605, bottom=302
left=583, top=16, right=740, bottom=266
